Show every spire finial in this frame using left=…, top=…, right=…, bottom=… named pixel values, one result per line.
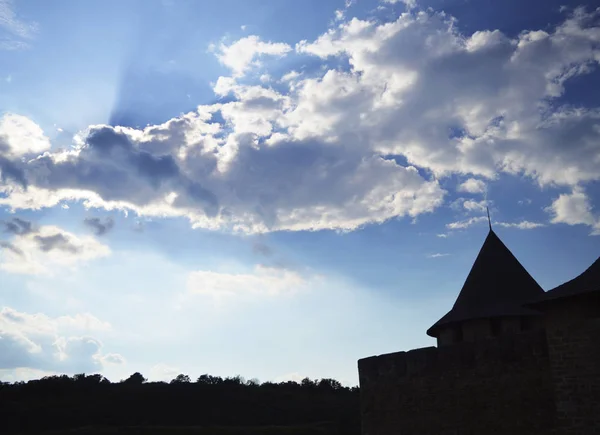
left=487, top=206, right=492, bottom=231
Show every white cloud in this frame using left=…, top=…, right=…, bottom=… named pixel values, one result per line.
left=212, top=76, right=238, bottom=96
left=281, top=70, right=301, bottom=82
left=1, top=307, right=111, bottom=334
left=0, top=109, right=445, bottom=233
left=548, top=188, right=600, bottom=234
left=496, top=220, right=546, bottom=230
left=296, top=9, right=600, bottom=187
left=1, top=9, right=600, bottom=234
left=463, top=199, right=488, bottom=212
left=447, top=216, right=545, bottom=230
left=0, top=1, right=37, bottom=33
left=213, top=35, right=292, bottom=77
left=187, top=265, right=309, bottom=298
left=446, top=216, right=488, bottom=229
left=458, top=178, right=487, bottom=194
left=0, top=113, right=51, bottom=157
left=382, top=0, right=417, bottom=8
left=0, top=224, right=110, bottom=275
left=450, top=197, right=489, bottom=213
left=0, top=306, right=122, bottom=373
left=427, top=253, right=449, bottom=258
left=0, top=0, right=38, bottom=50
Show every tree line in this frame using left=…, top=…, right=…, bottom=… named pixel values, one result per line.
left=0, top=372, right=361, bottom=434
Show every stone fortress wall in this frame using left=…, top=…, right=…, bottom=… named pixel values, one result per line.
left=359, top=310, right=600, bottom=435
left=357, top=229, right=600, bottom=435
left=359, top=329, right=555, bottom=435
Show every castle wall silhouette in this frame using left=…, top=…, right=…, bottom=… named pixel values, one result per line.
left=358, top=229, right=600, bottom=435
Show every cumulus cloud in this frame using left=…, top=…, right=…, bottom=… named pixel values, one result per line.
left=281, top=70, right=301, bottom=82
left=1, top=8, right=600, bottom=234
left=548, top=188, right=600, bottom=234
left=450, top=197, right=489, bottom=213
left=84, top=217, right=115, bottom=236
left=212, top=35, right=292, bottom=77
left=0, top=224, right=110, bottom=275
left=187, top=265, right=309, bottom=298
left=0, top=113, right=50, bottom=157
left=296, top=8, right=600, bottom=185
left=0, top=306, right=121, bottom=373
left=0, top=108, right=445, bottom=233
left=458, top=178, right=487, bottom=194
left=463, top=199, right=488, bottom=212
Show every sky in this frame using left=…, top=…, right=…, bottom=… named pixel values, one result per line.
left=1, top=0, right=599, bottom=386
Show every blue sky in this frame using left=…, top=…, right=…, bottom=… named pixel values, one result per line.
left=1, top=0, right=599, bottom=386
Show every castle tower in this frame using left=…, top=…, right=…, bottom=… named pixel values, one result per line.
left=531, top=255, right=600, bottom=307
left=427, top=229, right=544, bottom=346
left=527, top=255, right=600, bottom=434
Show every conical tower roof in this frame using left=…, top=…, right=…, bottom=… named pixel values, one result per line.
left=532, top=255, right=600, bottom=304
left=427, top=229, right=544, bottom=337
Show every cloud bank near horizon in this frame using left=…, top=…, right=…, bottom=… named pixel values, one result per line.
left=0, top=306, right=123, bottom=375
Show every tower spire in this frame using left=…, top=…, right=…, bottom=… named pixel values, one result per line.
left=426, top=226, right=544, bottom=339
left=487, top=207, right=492, bottom=231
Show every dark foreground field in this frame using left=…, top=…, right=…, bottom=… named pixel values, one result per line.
left=37, top=423, right=337, bottom=435
left=1, top=374, right=360, bottom=435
